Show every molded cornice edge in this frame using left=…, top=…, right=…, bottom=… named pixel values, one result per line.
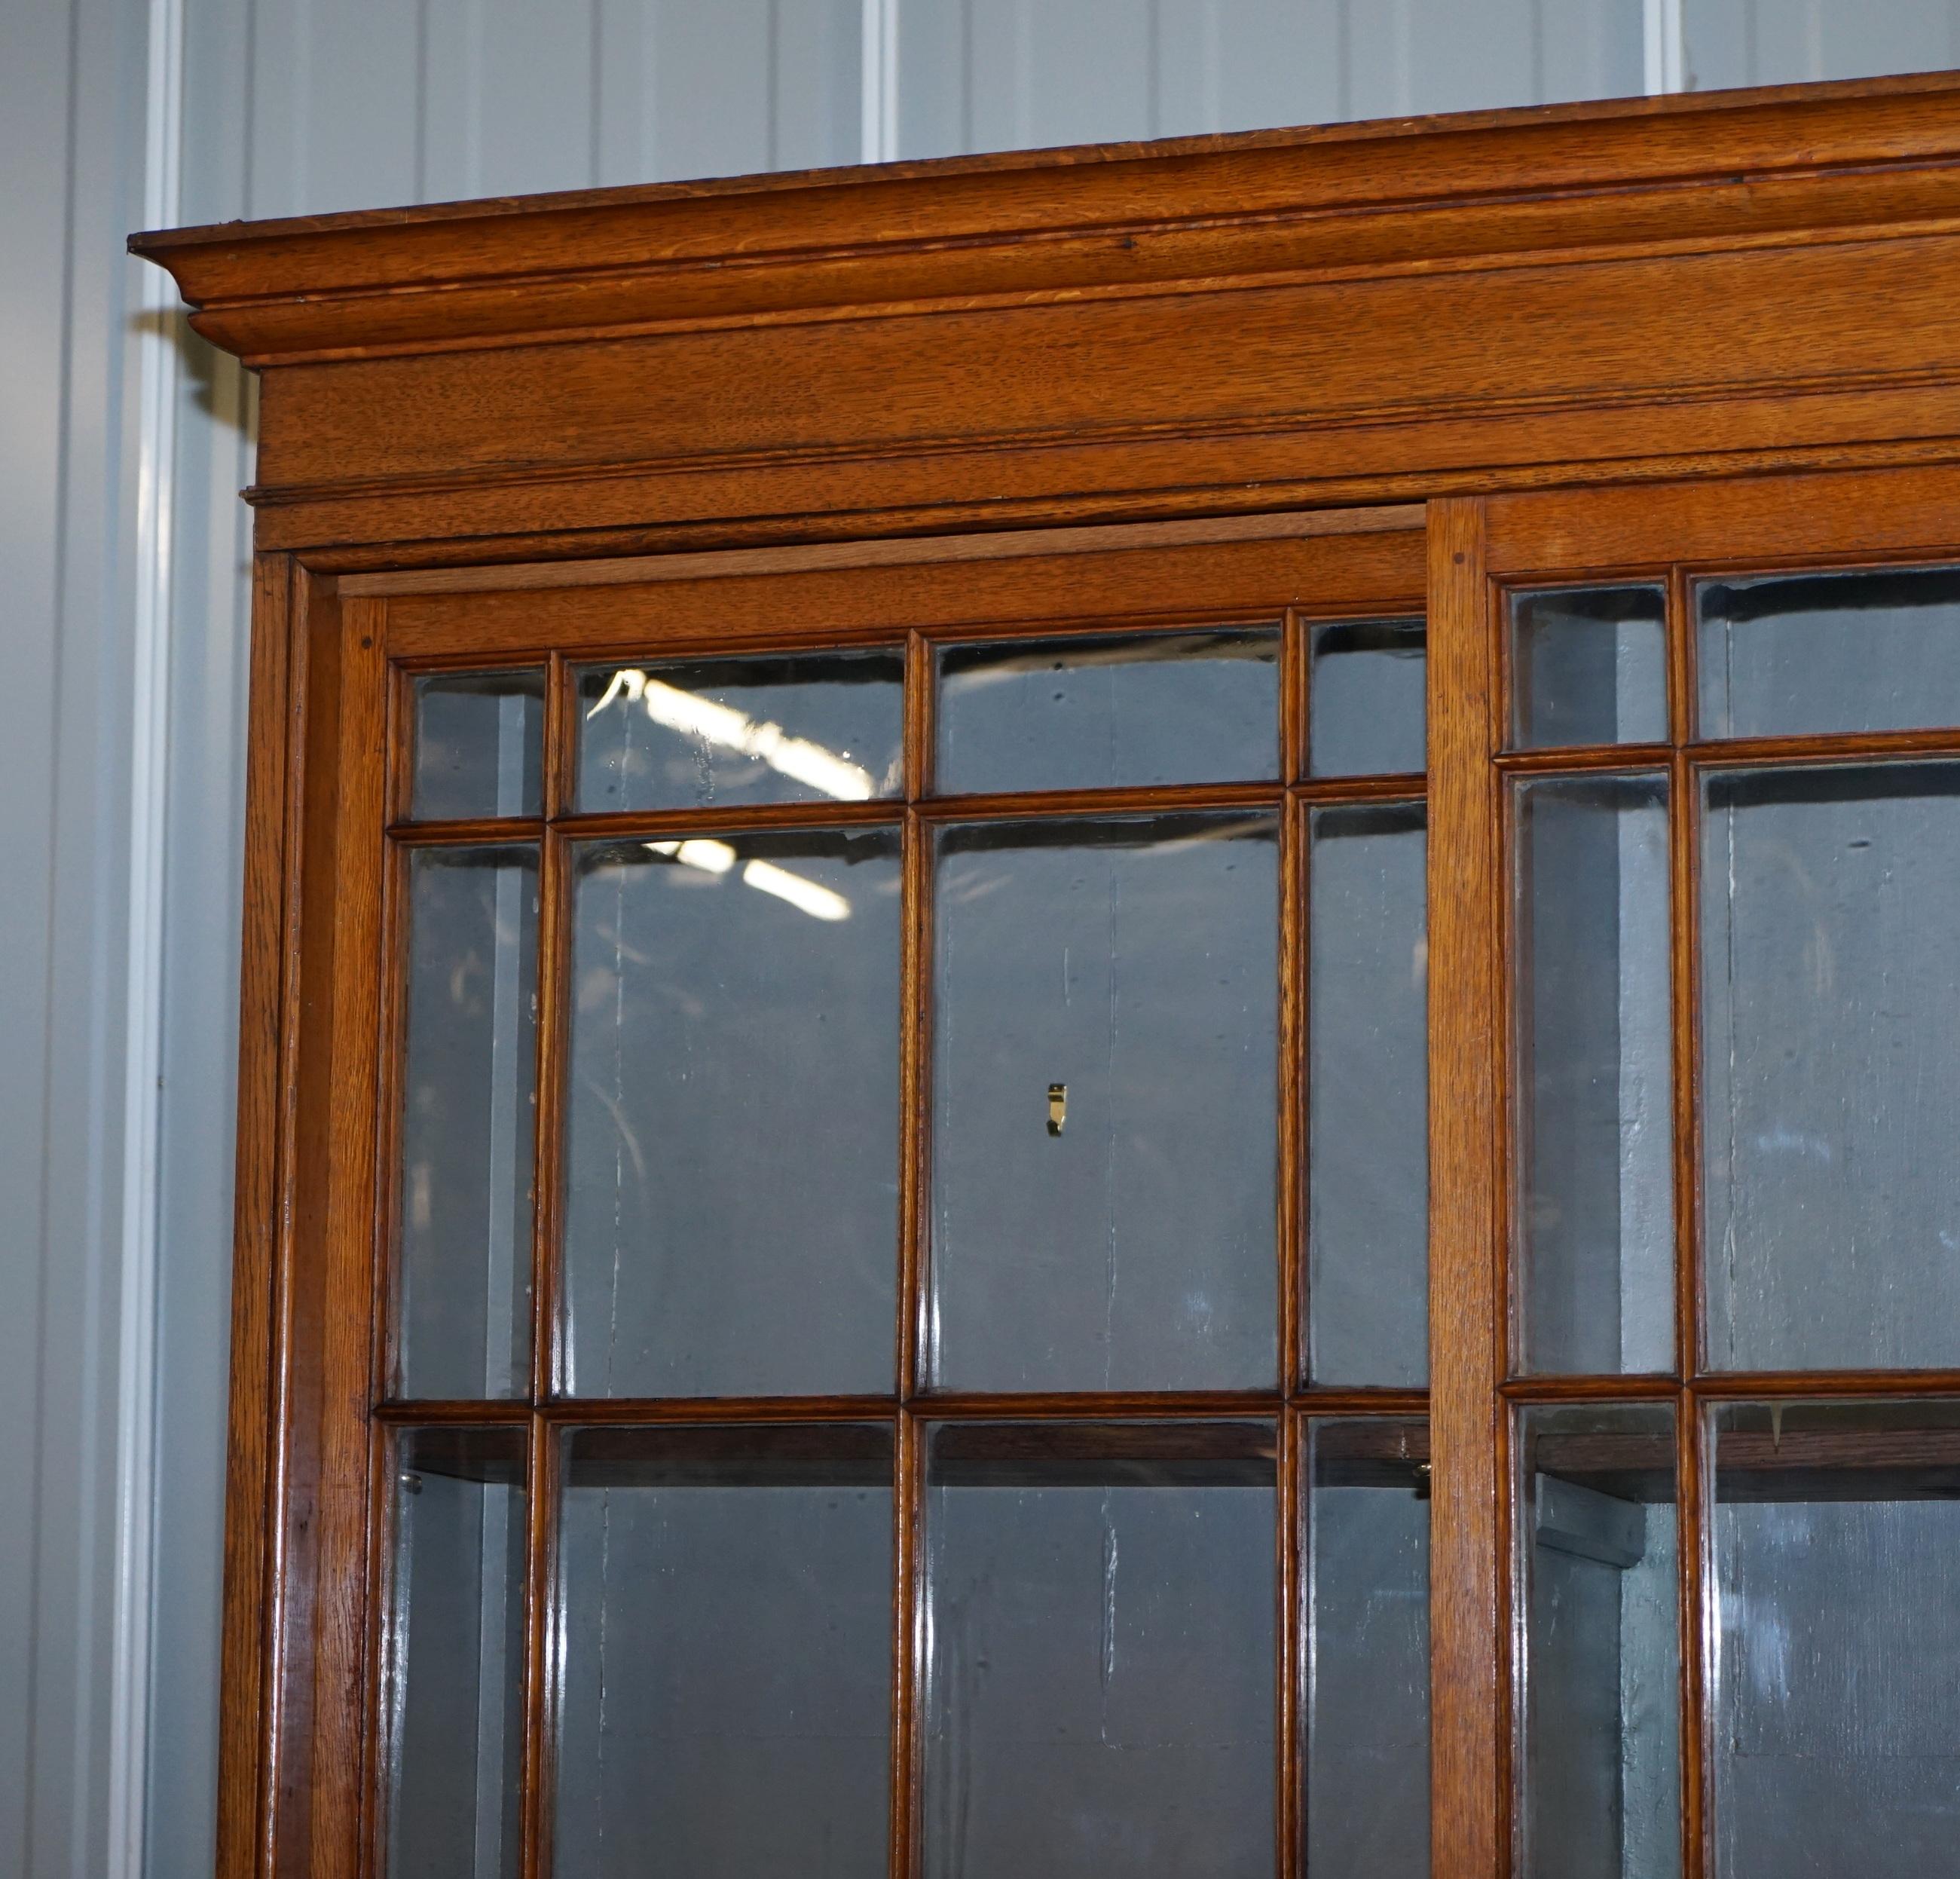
left=132, top=73, right=1960, bottom=366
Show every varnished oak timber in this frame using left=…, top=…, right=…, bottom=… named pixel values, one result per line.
left=133, top=75, right=1960, bottom=558
left=132, top=73, right=1960, bottom=1879
left=1426, top=499, right=1503, bottom=1879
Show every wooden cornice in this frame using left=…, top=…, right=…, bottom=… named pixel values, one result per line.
left=133, top=73, right=1960, bottom=367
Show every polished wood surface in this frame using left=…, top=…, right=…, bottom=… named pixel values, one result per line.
left=133, top=72, right=1960, bottom=1879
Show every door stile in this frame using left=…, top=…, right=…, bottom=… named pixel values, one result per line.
left=1426, top=498, right=1505, bottom=1879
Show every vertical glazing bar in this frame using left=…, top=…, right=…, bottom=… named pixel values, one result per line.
left=521, top=1415, right=557, bottom=1879
left=894, top=627, right=933, bottom=1878
left=522, top=653, right=571, bottom=1879
left=1281, top=611, right=1307, bottom=1393
left=1426, top=500, right=1504, bottom=1879
left=1666, top=566, right=1710, bottom=1879
left=1277, top=1408, right=1304, bottom=1879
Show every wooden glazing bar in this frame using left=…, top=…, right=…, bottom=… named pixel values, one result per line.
left=528, top=1394, right=902, bottom=1423
left=913, top=781, right=1283, bottom=822
left=1425, top=497, right=1504, bottom=1879
left=1668, top=565, right=1710, bottom=1879
left=1687, top=1367, right=1960, bottom=1397
left=543, top=798, right=904, bottom=841
left=1678, top=1388, right=1709, bottom=1879
left=372, top=1397, right=541, bottom=1423
left=1281, top=785, right=1306, bottom=1394
left=1497, top=1373, right=1683, bottom=1400
left=1292, top=771, right=1427, bottom=803
left=1685, top=727, right=1960, bottom=767
left=522, top=1412, right=557, bottom=1879
left=1494, top=741, right=1673, bottom=773
left=893, top=1411, right=923, bottom=1879
left=1277, top=1408, right=1302, bottom=1879
left=532, top=676, right=573, bottom=1403
left=385, top=815, right=546, bottom=844
left=911, top=1389, right=1287, bottom=1418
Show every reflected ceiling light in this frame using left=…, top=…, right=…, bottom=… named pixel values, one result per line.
left=740, top=858, right=850, bottom=921
left=644, top=837, right=735, bottom=874
left=591, top=669, right=873, bottom=800
left=644, top=839, right=851, bottom=921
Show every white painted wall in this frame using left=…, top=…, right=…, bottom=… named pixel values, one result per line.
left=9, top=2, right=1960, bottom=1874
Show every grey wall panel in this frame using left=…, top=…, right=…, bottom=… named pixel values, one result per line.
left=899, top=0, right=1645, bottom=157
left=0, top=0, right=149, bottom=1874
left=1685, top=0, right=1960, bottom=90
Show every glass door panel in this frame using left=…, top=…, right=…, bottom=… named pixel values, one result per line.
left=393, top=844, right=540, bottom=1400
left=1702, top=763, right=1960, bottom=1372
left=922, top=1421, right=1276, bottom=1879
left=561, top=827, right=903, bottom=1397
left=927, top=812, right=1280, bottom=1393
left=1516, top=1403, right=1681, bottom=1879
left=554, top=1425, right=895, bottom=1877
left=1307, top=805, right=1429, bottom=1388
left=382, top=1428, right=527, bottom=1879
left=1305, top=1418, right=1431, bottom=1874
left=1512, top=774, right=1675, bottom=1377
left=1712, top=1400, right=1960, bottom=1877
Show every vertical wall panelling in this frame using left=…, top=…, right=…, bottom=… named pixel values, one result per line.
left=863, top=0, right=900, bottom=160
left=1683, top=0, right=1960, bottom=91
left=1646, top=0, right=1687, bottom=92
left=0, top=0, right=149, bottom=1874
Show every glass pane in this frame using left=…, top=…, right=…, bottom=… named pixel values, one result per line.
left=576, top=648, right=904, bottom=812
left=923, top=1422, right=1274, bottom=1879
left=1510, top=584, right=1668, bottom=748
left=1308, top=804, right=1428, bottom=1388
left=1699, top=565, right=1960, bottom=739
left=555, top=1425, right=893, bottom=1878
left=1714, top=1400, right=1960, bottom=1879
left=396, top=846, right=537, bottom=1400
left=1308, top=617, right=1426, bottom=778
left=384, top=1428, right=526, bottom=1879
left=411, top=669, right=545, bottom=821
left=1514, top=775, right=1674, bottom=1376
left=1518, top=1403, right=1680, bottom=1879
left=563, top=828, right=900, bottom=1397
left=934, top=626, right=1280, bottom=794
left=1703, top=763, right=1960, bottom=1371
left=1305, top=1420, right=1430, bottom=1877
left=928, top=812, right=1279, bottom=1392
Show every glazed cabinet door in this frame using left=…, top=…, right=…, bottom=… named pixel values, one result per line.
left=1428, top=464, right=1960, bottom=1879
left=253, top=513, right=1449, bottom=1879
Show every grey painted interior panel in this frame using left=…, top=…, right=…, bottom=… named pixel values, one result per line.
left=563, top=830, right=902, bottom=1397
left=555, top=1458, right=894, bottom=1879
left=1307, top=805, right=1429, bottom=1388
left=1702, top=764, right=1960, bottom=1371
left=923, top=1462, right=1274, bottom=1877
left=1305, top=1446, right=1431, bottom=1877
left=929, top=815, right=1279, bottom=1391
left=1515, top=775, right=1674, bottom=1376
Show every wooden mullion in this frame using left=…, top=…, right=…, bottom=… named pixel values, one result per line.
left=1291, top=772, right=1427, bottom=804
left=1668, top=565, right=1711, bottom=1879
left=548, top=798, right=905, bottom=841
left=532, top=834, right=570, bottom=1403
left=1277, top=1408, right=1303, bottom=1879
left=915, top=780, right=1283, bottom=822
left=386, top=815, right=546, bottom=845
left=1281, top=779, right=1307, bottom=1395
left=1496, top=741, right=1673, bottom=774
left=1426, top=497, right=1504, bottom=1879
left=523, top=1412, right=559, bottom=1879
